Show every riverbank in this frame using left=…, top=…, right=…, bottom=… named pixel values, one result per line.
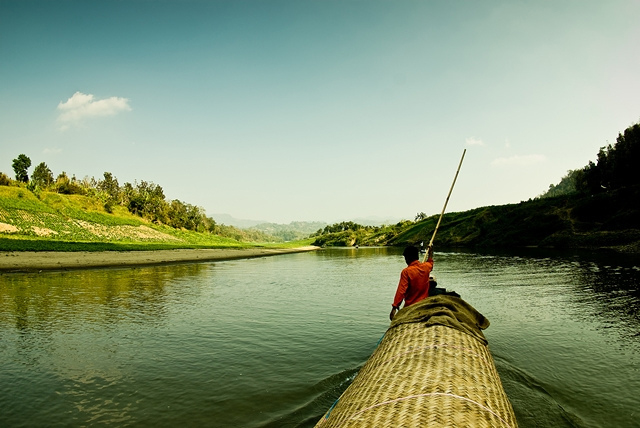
left=0, top=246, right=320, bottom=273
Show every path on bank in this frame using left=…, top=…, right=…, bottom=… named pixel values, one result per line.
left=0, top=246, right=320, bottom=272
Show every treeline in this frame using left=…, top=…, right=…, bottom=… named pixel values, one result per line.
left=250, top=221, right=326, bottom=242
left=315, top=221, right=375, bottom=234
left=541, top=121, right=640, bottom=198
left=3, top=155, right=216, bottom=233
left=313, top=121, right=640, bottom=250
left=311, top=220, right=414, bottom=247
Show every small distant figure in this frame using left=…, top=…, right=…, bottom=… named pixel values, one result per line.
left=390, top=245, right=434, bottom=321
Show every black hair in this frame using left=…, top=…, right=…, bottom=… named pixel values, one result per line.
left=402, top=246, right=419, bottom=262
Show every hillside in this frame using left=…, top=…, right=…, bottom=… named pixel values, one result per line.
left=313, top=122, right=640, bottom=253
left=3, top=181, right=639, bottom=254
left=310, top=186, right=640, bottom=253
left=0, top=186, right=311, bottom=251
left=388, top=185, right=640, bottom=252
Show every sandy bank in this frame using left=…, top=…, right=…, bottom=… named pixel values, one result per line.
left=0, top=246, right=320, bottom=273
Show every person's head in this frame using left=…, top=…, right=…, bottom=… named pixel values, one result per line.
left=429, top=274, right=437, bottom=288
left=403, top=246, right=419, bottom=264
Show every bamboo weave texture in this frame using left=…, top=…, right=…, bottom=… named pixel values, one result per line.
left=316, top=323, right=518, bottom=427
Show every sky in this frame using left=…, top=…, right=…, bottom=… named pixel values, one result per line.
left=1, top=0, right=639, bottom=224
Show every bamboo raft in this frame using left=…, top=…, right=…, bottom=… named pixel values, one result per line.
left=316, top=295, right=518, bottom=427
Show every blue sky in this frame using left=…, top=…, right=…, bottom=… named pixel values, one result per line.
left=1, top=0, right=639, bottom=224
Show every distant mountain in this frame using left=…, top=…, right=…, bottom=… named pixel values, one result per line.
left=251, top=221, right=327, bottom=241
left=212, top=212, right=400, bottom=229
left=210, top=213, right=266, bottom=229
left=211, top=214, right=326, bottom=241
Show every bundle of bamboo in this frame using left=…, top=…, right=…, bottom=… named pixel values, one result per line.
left=316, top=296, right=518, bottom=428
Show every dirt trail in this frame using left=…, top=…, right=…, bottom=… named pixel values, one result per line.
left=0, top=246, right=320, bottom=272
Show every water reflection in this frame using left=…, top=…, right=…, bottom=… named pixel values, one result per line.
left=567, top=261, right=640, bottom=341
left=437, top=248, right=640, bottom=342
left=1, top=263, right=212, bottom=333
left=1, top=263, right=217, bottom=426
left=1, top=249, right=639, bottom=428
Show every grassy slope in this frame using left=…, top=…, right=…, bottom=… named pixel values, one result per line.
left=0, top=186, right=313, bottom=251
left=388, top=186, right=640, bottom=252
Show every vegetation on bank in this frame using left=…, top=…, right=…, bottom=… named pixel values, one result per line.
left=312, top=122, right=640, bottom=252
left=247, top=221, right=327, bottom=242
left=2, top=121, right=639, bottom=253
left=0, top=185, right=313, bottom=252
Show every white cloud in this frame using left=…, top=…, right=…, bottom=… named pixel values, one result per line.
left=57, top=92, right=131, bottom=129
left=465, top=137, right=484, bottom=146
left=491, top=154, right=546, bottom=167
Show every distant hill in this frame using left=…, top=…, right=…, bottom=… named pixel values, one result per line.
left=390, top=186, right=640, bottom=252
left=249, top=221, right=327, bottom=242
left=212, top=212, right=400, bottom=228
left=211, top=213, right=266, bottom=228
left=312, top=186, right=640, bottom=253
left=212, top=213, right=327, bottom=241
left=313, top=121, right=640, bottom=253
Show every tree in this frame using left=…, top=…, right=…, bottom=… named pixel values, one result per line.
left=167, top=200, right=206, bottom=231
left=54, top=172, right=71, bottom=194
left=125, top=180, right=168, bottom=222
left=415, top=212, right=427, bottom=221
left=12, top=154, right=31, bottom=183
left=577, top=122, right=640, bottom=194
left=54, top=171, right=84, bottom=195
left=98, top=172, right=119, bottom=199
left=541, top=169, right=580, bottom=198
left=97, top=172, right=120, bottom=211
left=31, top=162, right=54, bottom=188
left=0, top=172, right=11, bottom=186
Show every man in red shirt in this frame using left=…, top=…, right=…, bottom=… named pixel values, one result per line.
left=389, top=245, right=434, bottom=321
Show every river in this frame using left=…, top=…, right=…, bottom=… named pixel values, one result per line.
left=1, top=247, right=638, bottom=427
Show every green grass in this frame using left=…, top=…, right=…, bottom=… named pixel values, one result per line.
left=39, top=192, right=143, bottom=225
left=0, top=236, right=316, bottom=252
left=0, top=237, right=215, bottom=252
left=0, top=186, right=56, bottom=212
left=0, top=187, right=313, bottom=252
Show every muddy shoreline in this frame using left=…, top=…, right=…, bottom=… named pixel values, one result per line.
left=0, top=246, right=320, bottom=273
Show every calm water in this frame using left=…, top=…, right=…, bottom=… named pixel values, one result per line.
left=1, top=248, right=639, bottom=427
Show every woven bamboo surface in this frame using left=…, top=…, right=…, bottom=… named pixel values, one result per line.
left=316, top=323, right=518, bottom=427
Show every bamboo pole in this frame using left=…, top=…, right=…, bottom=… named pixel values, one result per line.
left=422, top=149, right=466, bottom=263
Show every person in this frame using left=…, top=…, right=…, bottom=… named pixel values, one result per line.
left=428, top=274, right=438, bottom=293
left=428, top=273, right=461, bottom=298
left=389, top=245, right=434, bottom=321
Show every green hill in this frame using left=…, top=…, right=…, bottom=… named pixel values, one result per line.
left=311, top=186, right=640, bottom=253
left=3, top=121, right=639, bottom=253
left=313, top=121, right=640, bottom=253
left=389, top=185, right=640, bottom=252
left=0, top=186, right=312, bottom=251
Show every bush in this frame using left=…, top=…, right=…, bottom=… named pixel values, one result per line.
left=0, top=172, right=11, bottom=186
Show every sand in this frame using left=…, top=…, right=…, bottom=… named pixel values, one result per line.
left=0, top=246, right=320, bottom=272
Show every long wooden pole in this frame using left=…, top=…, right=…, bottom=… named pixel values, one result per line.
left=423, top=149, right=466, bottom=262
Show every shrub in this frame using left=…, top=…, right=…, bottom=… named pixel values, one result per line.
left=0, top=172, right=11, bottom=186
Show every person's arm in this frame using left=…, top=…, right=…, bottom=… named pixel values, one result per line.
left=389, top=305, right=400, bottom=321
left=390, top=270, right=409, bottom=320
left=427, top=245, right=434, bottom=261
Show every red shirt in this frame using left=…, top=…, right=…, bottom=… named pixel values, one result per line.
left=392, top=258, right=433, bottom=308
